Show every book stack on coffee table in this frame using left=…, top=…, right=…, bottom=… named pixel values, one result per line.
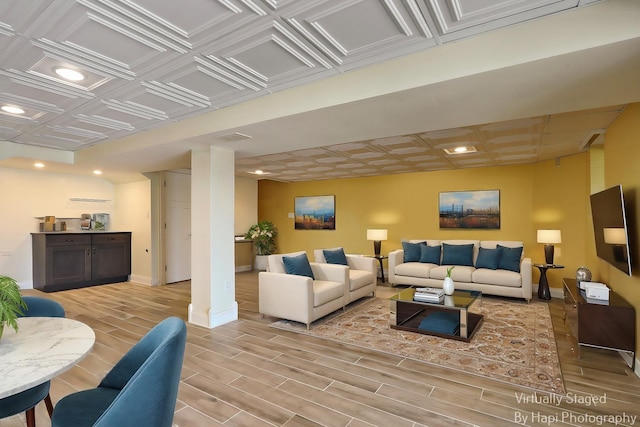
left=413, top=287, right=445, bottom=303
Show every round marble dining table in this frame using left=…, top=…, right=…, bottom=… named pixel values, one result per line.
left=0, top=317, right=95, bottom=399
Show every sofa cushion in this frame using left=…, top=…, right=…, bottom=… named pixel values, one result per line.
left=312, top=280, right=344, bottom=307
left=349, top=269, right=374, bottom=291
left=283, top=253, right=315, bottom=279
left=430, top=265, right=474, bottom=282
left=402, top=241, right=424, bottom=262
left=395, top=262, right=435, bottom=278
left=441, top=243, right=474, bottom=267
left=497, top=245, right=523, bottom=272
left=419, top=244, right=441, bottom=264
left=473, top=268, right=522, bottom=288
left=323, top=248, right=348, bottom=266
left=475, top=247, right=502, bottom=270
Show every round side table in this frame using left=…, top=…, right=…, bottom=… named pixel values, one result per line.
left=533, top=263, right=564, bottom=300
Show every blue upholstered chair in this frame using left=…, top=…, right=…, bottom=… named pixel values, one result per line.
left=51, top=316, right=187, bottom=427
left=0, top=296, right=65, bottom=427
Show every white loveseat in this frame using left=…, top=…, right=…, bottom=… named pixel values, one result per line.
left=313, top=248, right=377, bottom=304
left=388, top=240, right=532, bottom=302
left=259, top=251, right=348, bottom=329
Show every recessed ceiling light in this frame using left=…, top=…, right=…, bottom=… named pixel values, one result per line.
left=54, top=67, right=85, bottom=81
left=443, top=146, right=477, bottom=155
left=1, top=105, right=25, bottom=114
left=249, top=169, right=270, bottom=176
left=34, top=162, right=45, bottom=168
left=93, top=170, right=102, bottom=175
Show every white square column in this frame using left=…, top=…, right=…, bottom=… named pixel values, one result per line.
left=189, top=146, right=237, bottom=328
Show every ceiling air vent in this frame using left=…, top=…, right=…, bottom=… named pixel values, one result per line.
left=219, top=132, right=252, bottom=141
left=579, top=129, right=605, bottom=150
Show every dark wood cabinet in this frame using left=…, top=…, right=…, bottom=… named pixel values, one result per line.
left=563, top=278, right=635, bottom=368
left=32, top=232, right=131, bottom=292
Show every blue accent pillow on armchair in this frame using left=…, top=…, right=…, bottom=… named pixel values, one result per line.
left=441, top=243, right=474, bottom=266
left=323, top=248, right=348, bottom=266
left=283, top=253, right=315, bottom=279
left=419, top=244, right=441, bottom=264
left=475, top=247, right=502, bottom=270
left=497, top=245, right=523, bottom=272
left=402, top=241, right=423, bottom=262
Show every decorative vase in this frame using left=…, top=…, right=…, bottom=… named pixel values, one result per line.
left=254, top=255, right=269, bottom=271
left=575, top=266, right=592, bottom=286
left=443, top=277, right=455, bottom=295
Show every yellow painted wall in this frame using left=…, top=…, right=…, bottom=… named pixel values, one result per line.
left=531, top=153, right=591, bottom=289
left=258, top=155, right=591, bottom=293
left=600, top=103, right=640, bottom=357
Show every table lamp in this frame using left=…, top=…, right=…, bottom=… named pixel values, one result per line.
left=537, top=229, right=561, bottom=265
left=367, top=229, right=387, bottom=256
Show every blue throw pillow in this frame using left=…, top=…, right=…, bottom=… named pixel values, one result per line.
left=402, top=241, right=423, bottom=262
left=418, top=311, right=460, bottom=335
left=475, top=247, right=502, bottom=270
left=441, top=243, right=474, bottom=267
left=323, top=248, right=348, bottom=266
left=497, top=245, right=523, bottom=272
left=283, top=253, right=315, bottom=279
left=419, top=244, right=441, bottom=264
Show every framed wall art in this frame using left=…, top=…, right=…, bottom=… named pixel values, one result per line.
left=439, top=190, right=500, bottom=229
left=294, top=195, right=335, bottom=230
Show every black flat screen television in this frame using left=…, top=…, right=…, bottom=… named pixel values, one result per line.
left=590, top=185, right=633, bottom=276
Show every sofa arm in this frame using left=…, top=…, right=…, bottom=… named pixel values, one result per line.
left=259, top=272, right=314, bottom=321
left=388, top=249, right=404, bottom=284
left=310, top=262, right=349, bottom=284
left=520, top=257, right=532, bottom=301
left=346, top=255, right=377, bottom=275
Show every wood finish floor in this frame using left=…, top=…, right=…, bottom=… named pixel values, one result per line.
left=3, top=272, right=640, bottom=427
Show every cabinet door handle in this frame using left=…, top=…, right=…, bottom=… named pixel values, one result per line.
left=87, top=248, right=90, bottom=256
left=92, top=247, right=96, bottom=254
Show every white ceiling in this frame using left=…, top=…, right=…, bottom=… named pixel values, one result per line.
left=1, top=0, right=639, bottom=183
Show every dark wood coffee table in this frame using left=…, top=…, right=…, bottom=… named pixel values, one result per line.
left=389, top=288, right=483, bottom=342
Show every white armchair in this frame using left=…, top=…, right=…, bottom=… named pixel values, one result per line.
left=259, top=251, right=348, bottom=329
left=314, top=248, right=377, bottom=305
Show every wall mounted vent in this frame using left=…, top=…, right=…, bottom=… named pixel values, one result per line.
left=219, top=132, right=252, bottom=141
left=580, top=129, right=605, bottom=150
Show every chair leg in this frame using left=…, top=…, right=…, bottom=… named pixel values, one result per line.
left=26, top=408, right=36, bottom=427
left=45, top=393, right=54, bottom=417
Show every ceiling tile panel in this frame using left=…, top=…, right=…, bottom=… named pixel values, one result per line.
left=283, top=0, right=437, bottom=69
left=424, top=0, right=579, bottom=40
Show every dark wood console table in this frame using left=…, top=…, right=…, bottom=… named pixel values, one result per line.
left=563, top=278, right=635, bottom=369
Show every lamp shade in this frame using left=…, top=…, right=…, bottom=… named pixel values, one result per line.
left=537, top=229, right=561, bottom=244
left=367, top=229, right=387, bottom=241
left=603, top=227, right=626, bottom=245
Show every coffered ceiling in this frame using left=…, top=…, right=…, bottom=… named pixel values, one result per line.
left=1, top=0, right=639, bottom=183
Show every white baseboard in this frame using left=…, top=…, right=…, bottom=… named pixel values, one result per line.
left=235, top=264, right=252, bottom=272
left=532, top=284, right=564, bottom=299
left=129, top=274, right=153, bottom=285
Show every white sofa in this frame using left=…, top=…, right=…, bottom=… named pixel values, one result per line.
left=259, top=251, right=348, bottom=329
left=388, top=240, right=532, bottom=301
left=313, top=248, right=377, bottom=304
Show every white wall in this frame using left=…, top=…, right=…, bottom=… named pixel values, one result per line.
left=0, top=167, right=115, bottom=288
left=0, top=166, right=257, bottom=289
left=114, top=179, right=152, bottom=285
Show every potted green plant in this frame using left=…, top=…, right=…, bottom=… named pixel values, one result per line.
left=0, top=275, right=26, bottom=340
left=245, top=221, right=278, bottom=270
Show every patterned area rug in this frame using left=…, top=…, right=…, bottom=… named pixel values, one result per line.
left=270, top=296, right=565, bottom=394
